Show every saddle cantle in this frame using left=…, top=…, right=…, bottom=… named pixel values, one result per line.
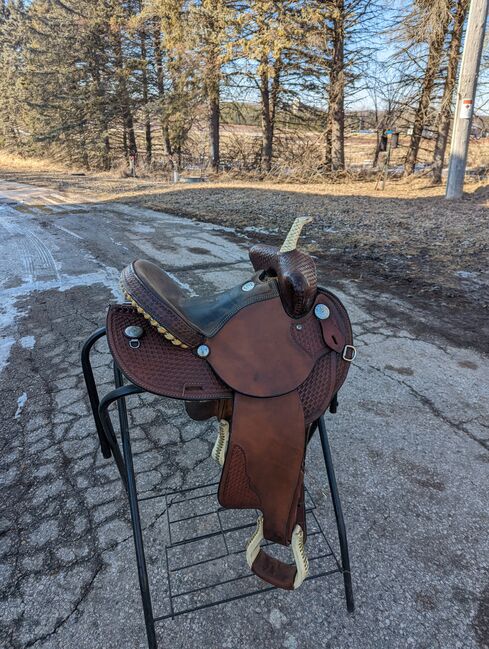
left=107, top=217, right=355, bottom=590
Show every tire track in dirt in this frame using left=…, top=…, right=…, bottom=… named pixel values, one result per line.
left=0, top=216, right=60, bottom=283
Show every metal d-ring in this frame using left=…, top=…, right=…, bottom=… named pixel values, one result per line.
left=342, top=345, right=357, bottom=362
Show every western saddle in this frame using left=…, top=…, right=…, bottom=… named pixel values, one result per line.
left=106, top=217, right=355, bottom=591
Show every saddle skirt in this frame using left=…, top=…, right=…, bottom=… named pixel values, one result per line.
left=107, top=217, right=355, bottom=590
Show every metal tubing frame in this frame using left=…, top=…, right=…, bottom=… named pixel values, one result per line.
left=105, top=369, right=156, bottom=649
left=318, top=416, right=355, bottom=612
left=81, top=329, right=157, bottom=647
left=81, top=328, right=355, bottom=649
left=81, top=327, right=112, bottom=458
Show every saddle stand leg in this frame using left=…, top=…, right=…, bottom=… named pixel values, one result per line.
left=318, top=416, right=355, bottom=613
left=81, top=327, right=112, bottom=458
left=81, top=330, right=130, bottom=486
left=97, top=377, right=157, bottom=649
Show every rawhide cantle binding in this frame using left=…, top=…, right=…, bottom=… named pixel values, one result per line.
left=108, top=217, right=356, bottom=590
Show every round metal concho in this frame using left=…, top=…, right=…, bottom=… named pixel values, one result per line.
left=124, top=325, right=144, bottom=339
left=196, top=344, right=210, bottom=358
left=241, top=281, right=255, bottom=292
left=314, top=304, right=330, bottom=320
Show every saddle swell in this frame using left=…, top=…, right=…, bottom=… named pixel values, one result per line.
left=249, top=244, right=317, bottom=318
left=108, top=218, right=355, bottom=591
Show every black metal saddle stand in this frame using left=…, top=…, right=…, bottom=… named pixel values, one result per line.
left=81, top=327, right=355, bottom=649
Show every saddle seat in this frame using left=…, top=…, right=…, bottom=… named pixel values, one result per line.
left=121, top=259, right=278, bottom=348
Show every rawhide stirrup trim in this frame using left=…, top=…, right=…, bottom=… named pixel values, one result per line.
left=121, top=286, right=189, bottom=349
left=211, top=419, right=230, bottom=467
left=246, top=515, right=309, bottom=590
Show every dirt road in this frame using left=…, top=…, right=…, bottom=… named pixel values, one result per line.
left=1, top=179, right=488, bottom=649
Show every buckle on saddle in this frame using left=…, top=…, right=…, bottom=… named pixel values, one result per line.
left=342, top=344, right=357, bottom=362
left=245, top=515, right=309, bottom=590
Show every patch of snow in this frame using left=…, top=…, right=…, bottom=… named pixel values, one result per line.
left=269, top=608, right=287, bottom=630
left=109, top=237, right=128, bottom=250
left=0, top=269, right=120, bottom=375
left=0, top=337, right=15, bottom=373
left=19, top=336, right=36, bottom=350
left=456, top=270, right=476, bottom=279
left=244, top=225, right=277, bottom=235
left=130, top=223, right=155, bottom=234
left=15, top=392, right=27, bottom=419
left=52, top=224, right=84, bottom=240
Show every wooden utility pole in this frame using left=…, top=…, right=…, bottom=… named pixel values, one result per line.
left=445, top=0, right=489, bottom=199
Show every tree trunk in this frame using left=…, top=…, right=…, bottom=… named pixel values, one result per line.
left=80, top=128, right=90, bottom=169
left=113, top=30, right=137, bottom=158
left=153, top=23, right=172, bottom=159
left=140, top=30, right=152, bottom=164
left=372, top=129, right=384, bottom=168
left=324, top=106, right=332, bottom=167
left=122, top=123, right=128, bottom=159
left=260, top=56, right=281, bottom=173
left=90, top=58, right=111, bottom=170
left=260, top=65, right=273, bottom=172
left=208, top=76, right=220, bottom=172
left=327, top=0, right=345, bottom=171
left=432, top=0, right=468, bottom=184
left=102, top=133, right=111, bottom=171
left=403, top=10, right=451, bottom=176
left=123, top=106, right=137, bottom=157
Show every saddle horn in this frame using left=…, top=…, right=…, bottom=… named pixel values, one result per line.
left=249, top=217, right=317, bottom=318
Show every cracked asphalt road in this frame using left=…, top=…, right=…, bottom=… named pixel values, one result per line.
left=0, top=179, right=488, bottom=649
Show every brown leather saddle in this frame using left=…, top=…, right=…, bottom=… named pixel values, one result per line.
left=107, top=217, right=355, bottom=591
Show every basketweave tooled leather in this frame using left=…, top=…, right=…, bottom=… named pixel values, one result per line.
left=218, top=392, right=306, bottom=546
left=106, top=305, right=232, bottom=400
left=108, top=237, right=354, bottom=593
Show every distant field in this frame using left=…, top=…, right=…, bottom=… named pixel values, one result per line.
left=214, top=127, right=489, bottom=170
left=126, top=119, right=489, bottom=174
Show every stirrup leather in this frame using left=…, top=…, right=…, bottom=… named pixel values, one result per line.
left=245, top=515, right=309, bottom=590
left=211, top=419, right=230, bottom=466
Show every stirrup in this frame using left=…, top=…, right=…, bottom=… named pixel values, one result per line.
left=245, top=515, right=309, bottom=589
left=211, top=419, right=230, bottom=466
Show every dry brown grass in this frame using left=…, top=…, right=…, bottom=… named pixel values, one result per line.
left=136, top=178, right=489, bottom=301
left=0, top=151, right=76, bottom=174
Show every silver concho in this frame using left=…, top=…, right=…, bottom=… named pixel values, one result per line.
left=241, top=281, right=255, bottom=292
left=197, top=344, right=210, bottom=358
left=124, top=325, right=144, bottom=349
left=314, top=304, right=330, bottom=320
left=124, top=325, right=144, bottom=339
